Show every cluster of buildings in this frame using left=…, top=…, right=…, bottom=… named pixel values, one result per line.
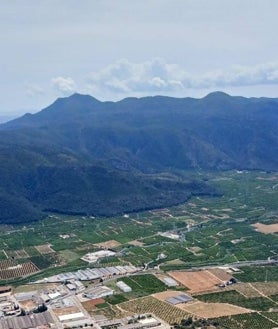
left=96, top=313, right=170, bottom=329
left=84, top=286, right=114, bottom=299
left=0, top=283, right=94, bottom=329
left=0, top=288, right=56, bottom=329
left=50, top=295, right=93, bottom=328
left=0, top=311, right=55, bottom=329
left=0, top=260, right=172, bottom=329
left=0, top=281, right=170, bottom=329
left=41, top=265, right=140, bottom=283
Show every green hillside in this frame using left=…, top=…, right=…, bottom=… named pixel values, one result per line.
left=0, top=92, right=277, bottom=223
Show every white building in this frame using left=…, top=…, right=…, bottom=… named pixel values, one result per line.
left=83, top=286, right=114, bottom=299
left=116, top=281, right=132, bottom=292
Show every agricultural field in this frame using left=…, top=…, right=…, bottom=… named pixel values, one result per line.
left=105, top=294, right=128, bottom=305
left=168, top=269, right=231, bottom=294
left=0, top=169, right=277, bottom=324
left=118, top=274, right=167, bottom=298
left=0, top=172, right=275, bottom=275
left=152, top=290, right=189, bottom=302
left=195, top=290, right=277, bottom=311
left=178, top=301, right=251, bottom=318
left=94, top=240, right=122, bottom=249
left=119, top=296, right=190, bottom=324
left=4, top=249, right=29, bottom=259
left=214, top=313, right=276, bottom=329
left=35, top=244, right=55, bottom=254
left=225, top=281, right=278, bottom=298
left=0, top=259, right=39, bottom=280
left=234, top=265, right=278, bottom=282
left=82, top=298, right=106, bottom=312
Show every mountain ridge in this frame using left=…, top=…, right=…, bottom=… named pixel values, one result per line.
left=0, top=92, right=277, bottom=224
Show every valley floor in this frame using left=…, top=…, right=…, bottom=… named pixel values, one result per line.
left=0, top=170, right=277, bottom=328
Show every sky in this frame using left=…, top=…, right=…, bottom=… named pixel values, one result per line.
left=1, top=0, right=278, bottom=116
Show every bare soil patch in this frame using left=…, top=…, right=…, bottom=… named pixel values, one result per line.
left=179, top=301, right=250, bottom=318
left=187, top=246, right=202, bottom=253
left=53, top=306, right=80, bottom=316
left=208, top=268, right=232, bottom=282
left=252, top=222, right=278, bottom=234
left=35, top=244, right=55, bottom=254
left=94, top=240, right=121, bottom=249
left=82, top=298, right=105, bottom=312
left=15, top=283, right=58, bottom=293
left=168, top=270, right=224, bottom=293
left=19, top=299, right=37, bottom=311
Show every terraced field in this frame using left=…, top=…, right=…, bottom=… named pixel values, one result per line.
left=0, top=260, right=39, bottom=279
left=119, top=296, right=190, bottom=324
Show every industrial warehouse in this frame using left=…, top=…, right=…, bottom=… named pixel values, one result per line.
left=39, top=265, right=140, bottom=283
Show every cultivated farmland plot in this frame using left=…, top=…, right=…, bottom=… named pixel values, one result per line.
left=214, top=313, right=275, bottom=329
left=195, top=290, right=277, bottom=311
left=168, top=269, right=231, bottom=294
left=0, top=170, right=277, bottom=295
left=119, top=296, right=190, bottom=324
left=179, top=301, right=251, bottom=318
left=225, top=281, right=278, bottom=298
left=35, top=244, right=55, bottom=254
left=0, top=260, right=39, bottom=279
left=4, top=249, right=29, bottom=259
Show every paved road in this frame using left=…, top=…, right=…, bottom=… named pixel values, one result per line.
left=155, top=258, right=278, bottom=272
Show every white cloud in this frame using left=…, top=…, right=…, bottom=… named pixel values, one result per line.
left=86, top=59, right=278, bottom=96
left=87, top=58, right=185, bottom=94
left=198, top=62, right=278, bottom=88
left=51, top=77, right=76, bottom=94
left=25, top=83, right=44, bottom=97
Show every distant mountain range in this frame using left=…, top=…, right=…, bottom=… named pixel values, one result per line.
left=0, top=92, right=277, bottom=224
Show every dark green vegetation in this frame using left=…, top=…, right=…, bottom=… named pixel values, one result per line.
left=234, top=266, right=278, bottom=282
left=118, top=274, right=167, bottom=297
left=196, top=290, right=276, bottom=311
left=0, top=171, right=278, bottom=325
left=105, top=294, right=128, bottom=305
left=1, top=92, right=278, bottom=223
left=213, top=313, right=275, bottom=329
left=0, top=170, right=277, bottom=286
left=174, top=317, right=221, bottom=329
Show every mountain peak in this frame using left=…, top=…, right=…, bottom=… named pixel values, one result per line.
left=203, top=91, right=231, bottom=99
left=1, top=93, right=102, bottom=129
left=55, top=93, right=101, bottom=105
